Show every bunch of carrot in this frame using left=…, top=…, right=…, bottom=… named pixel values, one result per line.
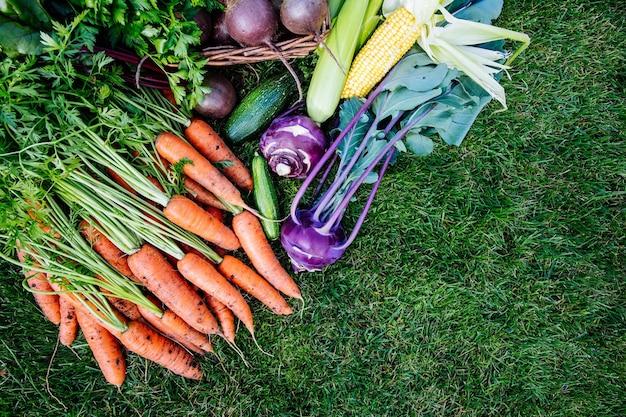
left=3, top=94, right=301, bottom=387
left=0, top=20, right=303, bottom=387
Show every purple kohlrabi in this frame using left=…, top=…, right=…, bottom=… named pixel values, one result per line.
left=280, top=210, right=347, bottom=272
left=259, top=114, right=328, bottom=179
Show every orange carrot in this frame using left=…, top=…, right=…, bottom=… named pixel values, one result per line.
left=100, top=289, right=143, bottom=321
left=75, top=309, right=127, bottom=387
left=79, top=220, right=136, bottom=280
left=180, top=205, right=228, bottom=258
left=47, top=279, right=131, bottom=337
left=59, top=296, right=78, bottom=346
left=137, top=301, right=214, bottom=355
left=204, top=292, right=236, bottom=344
left=203, top=205, right=228, bottom=256
left=158, top=155, right=229, bottom=211
left=183, top=177, right=228, bottom=211
left=49, top=278, right=201, bottom=381
left=16, top=249, right=61, bottom=325
left=58, top=286, right=201, bottom=381
left=127, top=244, right=220, bottom=335
left=163, top=194, right=240, bottom=251
left=107, top=167, right=137, bottom=196
left=184, top=118, right=254, bottom=192
left=217, top=255, right=293, bottom=315
left=92, top=274, right=145, bottom=321
left=109, top=297, right=143, bottom=321
left=155, top=131, right=248, bottom=209
left=232, top=211, right=302, bottom=299
left=26, top=203, right=61, bottom=239
left=204, top=205, right=224, bottom=223
left=110, top=320, right=203, bottom=380
left=176, top=253, right=255, bottom=336
left=25, top=272, right=62, bottom=325
left=139, top=310, right=204, bottom=355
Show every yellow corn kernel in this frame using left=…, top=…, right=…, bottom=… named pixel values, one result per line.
left=341, top=7, right=421, bottom=99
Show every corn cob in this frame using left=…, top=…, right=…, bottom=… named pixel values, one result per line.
left=341, top=7, right=421, bottom=99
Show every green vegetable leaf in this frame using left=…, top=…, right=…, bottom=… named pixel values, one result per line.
left=373, top=87, right=443, bottom=121
left=39, top=31, right=60, bottom=51
left=112, top=0, right=129, bottom=25
left=404, top=132, right=434, bottom=155
left=402, top=74, right=493, bottom=148
left=0, top=0, right=51, bottom=29
left=447, top=0, right=503, bottom=24
left=336, top=97, right=374, bottom=171
left=0, top=16, right=43, bottom=56
left=141, top=25, right=160, bottom=38
left=368, top=47, right=494, bottom=152
left=383, top=53, right=452, bottom=93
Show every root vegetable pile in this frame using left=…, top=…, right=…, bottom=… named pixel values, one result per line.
left=0, top=17, right=300, bottom=386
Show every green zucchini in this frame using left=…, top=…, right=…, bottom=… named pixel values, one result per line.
left=223, top=73, right=295, bottom=144
left=252, top=153, right=281, bottom=240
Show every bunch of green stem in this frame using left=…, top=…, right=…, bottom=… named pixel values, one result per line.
left=0, top=195, right=161, bottom=333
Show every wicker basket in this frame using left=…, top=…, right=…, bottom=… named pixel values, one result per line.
left=200, top=29, right=329, bottom=66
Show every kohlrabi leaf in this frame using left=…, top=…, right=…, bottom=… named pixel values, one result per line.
left=362, top=171, right=379, bottom=185
left=404, top=132, right=434, bottom=155
left=372, top=87, right=443, bottom=120
left=403, top=75, right=492, bottom=148
left=372, top=49, right=466, bottom=120
left=433, top=78, right=492, bottom=146
left=336, top=97, right=374, bottom=170
left=382, top=51, right=452, bottom=92
left=447, top=0, right=504, bottom=25
left=348, top=135, right=388, bottom=181
left=394, top=140, right=407, bottom=153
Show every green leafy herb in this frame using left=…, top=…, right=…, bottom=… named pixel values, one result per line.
left=65, top=0, right=223, bottom=108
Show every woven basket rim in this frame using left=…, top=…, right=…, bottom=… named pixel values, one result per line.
left=199, top=28, right=329, bottom=66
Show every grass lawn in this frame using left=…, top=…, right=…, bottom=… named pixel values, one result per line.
left=1, top=0, right=625, bottom=416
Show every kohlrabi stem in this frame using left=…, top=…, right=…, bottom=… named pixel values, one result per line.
left=311, top=152, right=338, bottom=202
left=289, top=75, right=391, bottom=223
left=312, top=105, right=405, bottom=223
left=319, top=103, right=437, bottom=237
left=336, top=148, right=395, bottom=250
left=383, top=111, right=406, bottom=136
left=311, top=117, right=381, bottom=222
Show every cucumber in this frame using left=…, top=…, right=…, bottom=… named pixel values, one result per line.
left=252, top=153, right=281, bottom=240
left=223, top=73, right=295, bottom=144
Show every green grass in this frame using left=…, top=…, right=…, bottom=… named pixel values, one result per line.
left=1, top=1, right=625, bottom=416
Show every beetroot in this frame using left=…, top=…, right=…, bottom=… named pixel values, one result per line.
left=194, top=73, right=237, bottom=119
left=280, top=0, right=342, bottom=72
left=224, top=0, right=303, bottom=101
left=279, top=0, right=326, bottom=36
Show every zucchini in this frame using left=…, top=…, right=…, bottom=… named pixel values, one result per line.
left=223, top=73, right=295, bottom=144
left=252, top=153, right=281, bottom=240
